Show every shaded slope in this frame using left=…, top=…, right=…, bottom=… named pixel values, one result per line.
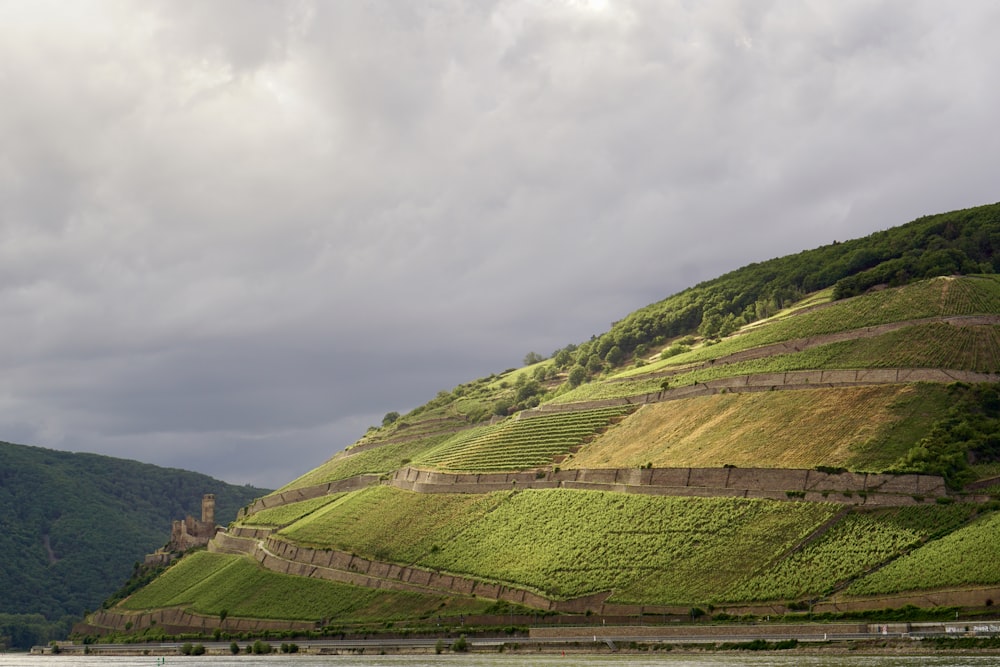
left=0, top=440, right=269, bottom=622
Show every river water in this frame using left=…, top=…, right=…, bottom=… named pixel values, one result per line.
left=0, top=655, right=997, bottom=666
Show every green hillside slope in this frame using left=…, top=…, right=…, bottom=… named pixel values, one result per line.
left=0, top=441, right=268, bottom=648
left=86, top=202, right=1000, bottom=641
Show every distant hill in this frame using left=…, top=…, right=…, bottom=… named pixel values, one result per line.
left=0, top=440, right=268, bottom=648
left=84, top=202, right=1000, bottom=640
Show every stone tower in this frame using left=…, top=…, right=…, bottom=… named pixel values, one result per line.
left=201, top=493, right=215, bottom=526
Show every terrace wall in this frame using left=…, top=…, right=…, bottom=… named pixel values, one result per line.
left=240, top=474, right=382, bottom=519
left=388, top=466, right=946, bottom=505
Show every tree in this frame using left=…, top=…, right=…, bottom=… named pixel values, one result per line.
left=567, top=366, right=587, bottom=387
left=381, top=412, right=400, bottom=427
left=523, top=351, right=545, bottom=365
left=605, top=345, right=624, bottom=366
left=586, top=354, right=604, bottom=374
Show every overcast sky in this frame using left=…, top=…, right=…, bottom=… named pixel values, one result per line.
left=1, top=1, right=998, bottom=488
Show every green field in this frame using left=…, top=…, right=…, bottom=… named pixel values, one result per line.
left=120, top=551, right=491, bottom=622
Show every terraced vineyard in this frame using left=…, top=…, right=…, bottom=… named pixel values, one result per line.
left=415, top=406, right=636, bottom=471
left=551, top=324, right=1000, bottom=406
left=611, top=275, right=1000, bottom=382
left=279, top=434, right=452, bottom=491
left=121, top=551, right=490, bottom=622
left=239, top=494, right=345, bottom=528
left=427, top=490, right=837, bottom=604
left=721, top=504, right=980, bottom=603
left=566, top=384, right=951, bottom=471
left=275, top=487, right=839, bottom=603
left=277, top=486, right=511, bottom=559
left=845, top=508, right=1000, bottom=596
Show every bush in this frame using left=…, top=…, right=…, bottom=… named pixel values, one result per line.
left=452, top=634, right=469, bottom=652
left=230, top=641, right=240, bottom=654
left=568, top=366, right=588, bottom=387
left=252, top=640, right=272, bottom=654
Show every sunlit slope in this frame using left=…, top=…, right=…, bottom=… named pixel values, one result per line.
left=97, top=203, right=1000, bottom=634
left=273, top=275, right=1000, bottom=494
left=565, top=384, right=950, bottom=471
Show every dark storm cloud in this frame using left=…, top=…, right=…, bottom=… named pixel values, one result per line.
left=1, top=0, right=999, bottom=486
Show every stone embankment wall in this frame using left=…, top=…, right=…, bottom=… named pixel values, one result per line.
left=78, top=607, right=315, bottom=637
left=240, top=474, right=381, bottom=519
left=389, top=466, right=947, bottom=505
left=253, top=536, right=566, bottom=610
left=246, top=466, right=947, bottom=518
left=814, top=586, right=1000, bottom=615
left=530, top=621, right=870, bottom=640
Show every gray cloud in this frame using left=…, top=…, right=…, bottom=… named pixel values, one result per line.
left=1, top=0, right=999, bottom=487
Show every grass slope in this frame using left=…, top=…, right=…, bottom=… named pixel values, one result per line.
left=566, top=384, right=951, bottom=471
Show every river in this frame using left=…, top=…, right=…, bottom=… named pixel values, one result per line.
left=0, top=655, right=997, bottom=666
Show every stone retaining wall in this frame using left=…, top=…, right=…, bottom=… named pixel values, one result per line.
left=80, top=607, right=314, bottom=636
left=249, top=535, right=569, bottom=611
left=241, top=474, right=382, bottom=519
left=389, top=466, right=947, bottom=505
left=530, top=621, right=869, bottom=639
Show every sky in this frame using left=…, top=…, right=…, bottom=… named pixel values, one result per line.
left=1, top=1, right=998, bottom=489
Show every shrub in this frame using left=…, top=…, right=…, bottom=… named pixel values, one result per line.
left=452, top=635, right=469, bottom=652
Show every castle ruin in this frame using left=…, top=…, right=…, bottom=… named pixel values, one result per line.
left=144, top=494, right=217, bottom=566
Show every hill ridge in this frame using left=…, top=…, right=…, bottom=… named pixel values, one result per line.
left=83, top=203, right=1000, bottom=639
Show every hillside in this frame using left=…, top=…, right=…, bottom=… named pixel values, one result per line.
left=0, top=441, right=268, bottom=649
left=83, top=202, right=1000, bottom=641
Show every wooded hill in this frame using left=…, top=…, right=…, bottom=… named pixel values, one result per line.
left=83, top=202, right=1000, bottom=641
left=0, top=441, right=268, bottom=649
